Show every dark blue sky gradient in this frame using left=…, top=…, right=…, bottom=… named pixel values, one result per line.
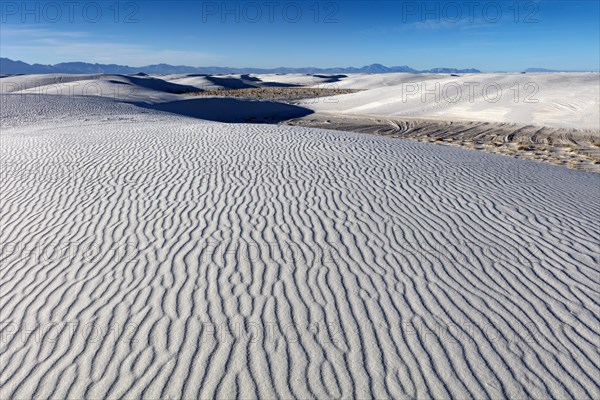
left=1, top=0, right=598, bottom=71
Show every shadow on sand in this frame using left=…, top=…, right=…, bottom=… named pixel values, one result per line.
left=205, top=75, right=301, bottom=89
left=138, top=97, right=313, bottom=123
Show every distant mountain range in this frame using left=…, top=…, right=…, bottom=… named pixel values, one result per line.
left=0, top=58, right=482, bottom=75
left=524, top=68, right=558, bottom=73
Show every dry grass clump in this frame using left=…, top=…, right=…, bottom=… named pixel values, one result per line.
left=567, top=160, right=580, bottom=169
left=515, top=138, right=531, bottom=151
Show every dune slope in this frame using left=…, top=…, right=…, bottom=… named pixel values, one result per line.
left=307, top=72, right=600, bottom=130
left=1, top=96, right=599, bottom=399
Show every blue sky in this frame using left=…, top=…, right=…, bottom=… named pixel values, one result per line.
left=1, top=1, right=599, bottom=71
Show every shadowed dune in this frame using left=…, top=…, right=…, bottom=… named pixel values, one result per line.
left=312, top=74, right=349, bottom=83
left=139, top=97, right=314, bottom=123
left=0, top=73, right=200, bottom=95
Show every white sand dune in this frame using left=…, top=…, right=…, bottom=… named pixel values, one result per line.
left=3, top=72, right=598, bottom=130
left=163, top=73, right=344, bottom=90
left=306, top=72, right=444, bottom=90
left=162, top=74, right=297, bottom=90
left=1, top=94, right=599, bottom=399
left=253, top=74, right=349, bottom=87
left=160, top=74, right=229, bottom=90
left=307, top=72, right=600, bottom=130
left=1, top=74, right=198, bottom=103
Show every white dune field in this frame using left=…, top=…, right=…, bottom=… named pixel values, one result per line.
left=1, top=94, right=599, bottom=399
left=3, top=72, right=599, bottom=130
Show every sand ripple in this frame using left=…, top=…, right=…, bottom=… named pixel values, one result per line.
left=1, top=109, right=599, bottom=399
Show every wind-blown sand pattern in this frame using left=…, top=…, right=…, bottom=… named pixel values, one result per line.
left=1, top=96, right=599, bottom=399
